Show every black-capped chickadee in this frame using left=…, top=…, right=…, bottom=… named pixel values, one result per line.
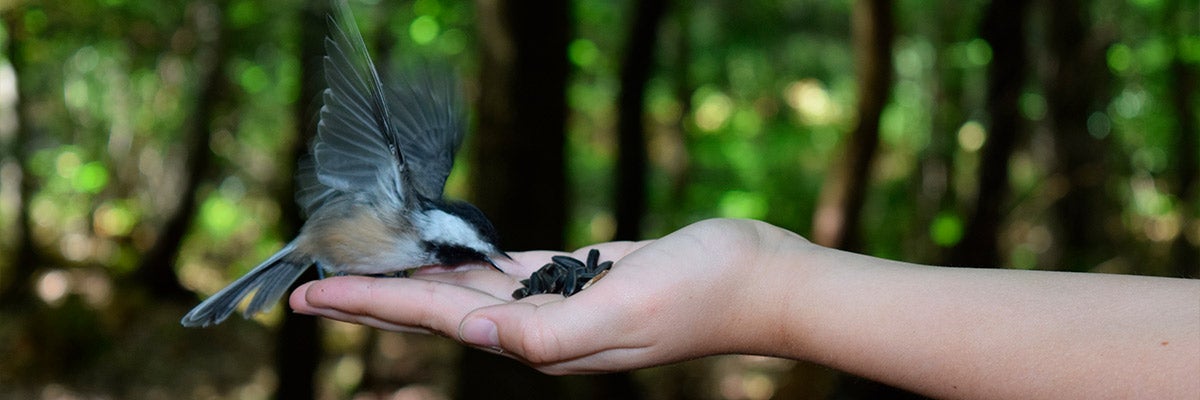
left=181, top=1, right=506, bottom=327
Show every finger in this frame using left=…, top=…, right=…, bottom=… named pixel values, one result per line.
left=458, top=285, right=649, bottom=367
left=568, top=241, right=651, bottom=260
left=299, top=305, right=435, bottom=335
left=409, top=268, right=523, bottom=299
left=290, top=275, right=505, bottom=336
left=289, top=281, right=328, bottom=314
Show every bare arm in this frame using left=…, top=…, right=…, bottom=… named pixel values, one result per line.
left=289, top=218, right=1200, bottom=399
left=770, top=244, right=1200, bottom=399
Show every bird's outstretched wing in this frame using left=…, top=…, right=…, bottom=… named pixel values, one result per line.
left=384, top=64, right=466, bottom=201
left=298, top=0, right=412, bottom=217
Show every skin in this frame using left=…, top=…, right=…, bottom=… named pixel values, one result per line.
left=289, top=218, right=1200, bottom=400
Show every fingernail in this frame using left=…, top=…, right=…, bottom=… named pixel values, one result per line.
left=460, top=317, right=500, bottom=348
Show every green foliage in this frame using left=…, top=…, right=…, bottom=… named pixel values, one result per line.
left=930, top=212, right=964, bottom=247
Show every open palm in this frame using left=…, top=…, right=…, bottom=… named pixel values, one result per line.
left=289, top=219, right=795, bottom=374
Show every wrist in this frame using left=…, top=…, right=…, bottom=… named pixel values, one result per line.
left=723, top=220, right=823, bottom=359
left=767, top=242, right=837, bottom=362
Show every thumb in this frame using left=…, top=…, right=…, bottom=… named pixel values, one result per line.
left=458, top=298, right=616, bottom=366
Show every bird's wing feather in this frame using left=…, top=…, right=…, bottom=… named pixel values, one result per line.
left=299, top=0, right=411, bottom=217
left=385, top=65, right=465, bottom=200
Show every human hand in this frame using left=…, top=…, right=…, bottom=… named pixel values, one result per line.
left=289, top=218, right=813, bottom=374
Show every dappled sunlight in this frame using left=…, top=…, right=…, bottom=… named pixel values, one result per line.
left=1006, top=221, right=1055, bottom=270
left=714, top=355, right=795, bottom=400
left=35, top=268, right=113, bottom=309
left=0, top=59, right=16, bottom=136
left=331, top=355, right=366, bottom=394
left=694, top=88, right=734, bottom=132
left=178, top=258, right=227, bottom=297
left=587, top=212, right=616, bottom=243
left=957, top=120, right=986, bottom=152
left=783, top=79, right=841, bottom=126
left=1128, top=173, right=1186, bottom=243
left=35, top=269, right=69, bottom=306
left=92, top=200, right=138, bottom=238
left=0, top=162, right=19, bottom=230
left=58, top=232, right=92, bottom=262
left=222, top=367, right=277, bottom=400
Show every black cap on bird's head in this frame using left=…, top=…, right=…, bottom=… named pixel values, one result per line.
left=438, top=200, right=502, bottom=248
left=421, top=199, right=509, bottom=270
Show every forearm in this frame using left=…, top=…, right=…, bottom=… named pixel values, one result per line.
left=762, top=243, right=1200, bottom=399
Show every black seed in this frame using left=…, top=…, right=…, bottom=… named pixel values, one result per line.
left=562, top=267, right=579, bottom=295
left=551, top=255, right=585, bottom=270
left=586, top=249, right=600, bottom=270
left=541, top=263, right=564, bottom=292
left=513, top=250, right=615, bottom=298
left=528, top=271, right=547, bottom=293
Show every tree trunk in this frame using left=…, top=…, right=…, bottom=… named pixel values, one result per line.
left=810, top=0, right=894, bottom=253
left=948, top=0, right=1031, bottom=268
left=614, top=0, right=668, bottom=241
left=0, top=11, right=40, bottom=309
left=461, top=0, right=571, bottom=398
left=1165, top=0, right=1198, bottom=279
left=916, top=0, right=969, bottom=263
left=470, top=0, right=569, bottom=251
left=1044, top=0, right=1118, bottom=272
left=130, top=0, right=227, bottom=300
left=273, top=2, right=327, bottom=400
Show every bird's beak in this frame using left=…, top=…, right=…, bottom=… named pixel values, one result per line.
left=484, top=253, right=508, bottom=272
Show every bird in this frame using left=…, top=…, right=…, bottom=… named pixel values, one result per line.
left=181, top=0, right=506, bottom=327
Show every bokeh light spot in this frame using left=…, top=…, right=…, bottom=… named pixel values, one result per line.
left=957, top=120, right=986, bottom=152
left=409, top=16, right=440, bottom=45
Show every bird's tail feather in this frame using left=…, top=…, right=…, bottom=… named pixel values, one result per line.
left=180, top=241, right=311, bottom=327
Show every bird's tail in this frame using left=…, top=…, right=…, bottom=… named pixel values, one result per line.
left=180, top=241, right=312, bottom=327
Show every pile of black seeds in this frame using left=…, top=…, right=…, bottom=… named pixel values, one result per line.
left=512, top=249, right=613, bottom=299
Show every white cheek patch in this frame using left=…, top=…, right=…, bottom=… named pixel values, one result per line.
left=419, top=210, right=493, bottom=253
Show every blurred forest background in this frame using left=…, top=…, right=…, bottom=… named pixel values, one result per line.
left=0, top=0, right=1196, bottom=398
